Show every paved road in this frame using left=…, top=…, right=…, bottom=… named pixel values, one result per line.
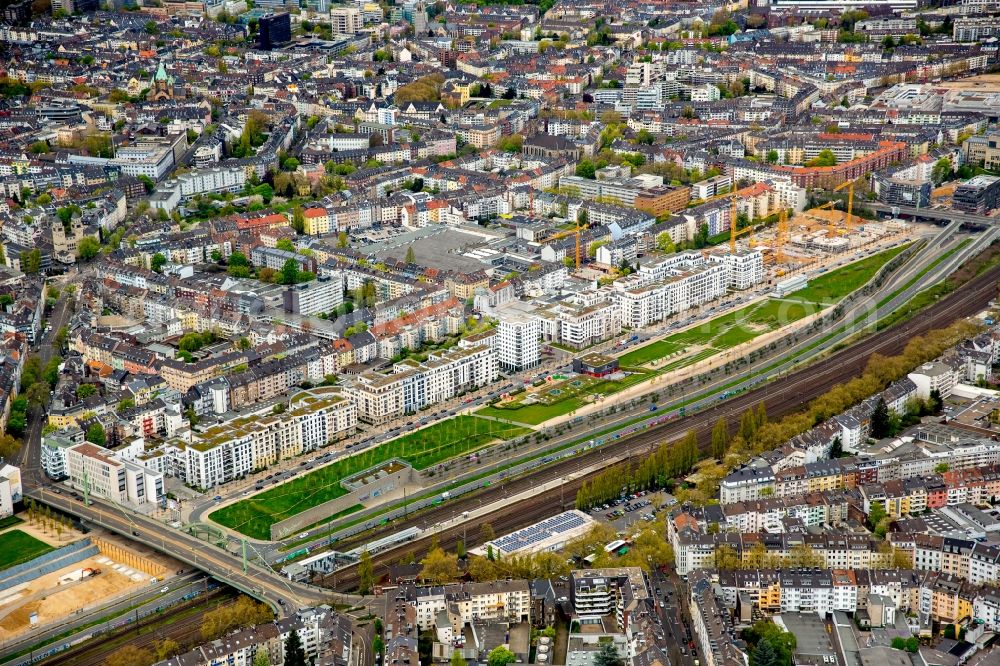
left=651, top=568, right=694, bottom=666
left=23, top=224, right=985, bottom=612
left=867, top=202, right=997, bottom=226
left=0, top=573, right=208, bottom=665
left=15, top=290, right=72, bottom=473
left=22, top=480, right=360, bottom=616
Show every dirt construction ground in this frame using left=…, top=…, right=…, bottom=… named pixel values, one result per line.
left=935, top=73, right=1000, bottom=92
left=0, top=554, right=143, bottom=641
left=0, top=517, right=180, bottom=643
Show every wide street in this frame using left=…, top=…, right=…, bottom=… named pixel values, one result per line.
left=15, top=289, right=73, bottom=474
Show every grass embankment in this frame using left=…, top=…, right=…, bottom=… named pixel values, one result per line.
left=620, top=245, right=909, bottom=367
left=210, top=416, right=530, bottom=540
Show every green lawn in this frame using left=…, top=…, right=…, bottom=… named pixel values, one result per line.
left=0, top=514, right=24, bottom=530
left=785, top=245, right=908, bottom=305
left=478, top=370, right=652, bottom=425
left=210, top=416, right=530, bottom=540
left=0, top=530, right=54, bottom=570
left=619, top=245, right=907, bottom=369
left=612, top=340, right=686, bottom=366
left=619, top=299, right=814, bottom=369
left=478, top=399, right=584, bottom=425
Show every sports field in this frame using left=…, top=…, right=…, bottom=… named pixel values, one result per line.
left=0, top=529, right=54, bottom=570
left=210, top=416, right=530, bottom=540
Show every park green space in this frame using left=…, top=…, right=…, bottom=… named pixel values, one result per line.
left=477, top=369, right=653, bottom=425
left=621, top=244, right=908, bottom=367
left=0, top=529, right=54, bottom=570
left=0, top=514, right=24, bottom=530
left=210, top=416, right=530, bottom=540
left=485, top=245, right=908, bottom=425
left=784, top=244, right=908, bottom=305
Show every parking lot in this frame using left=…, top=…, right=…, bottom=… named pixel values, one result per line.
left=586, top=490, right=676, bottom=531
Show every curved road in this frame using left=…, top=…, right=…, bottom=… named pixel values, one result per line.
left=22, top=481, right=368, bottom=616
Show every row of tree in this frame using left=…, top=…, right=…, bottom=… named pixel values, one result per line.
left=575, top=429, right=699, bottom=509
left=10, top=352, right=62, bottom=437
left=24, top=498, right=74, bottom=540
left=733, top=319, right=978, bottom=461
left=200, top=595, right=273, bottom=641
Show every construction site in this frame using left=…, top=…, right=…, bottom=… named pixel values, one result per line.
left=727, top=180, right=912, bottom=275
left=0, top=521, right=177, bottom=644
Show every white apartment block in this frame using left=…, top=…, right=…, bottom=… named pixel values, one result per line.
left=571, top=568, right=649, bottom=632
left=162, top=166, right=246, bottom=201
left=711, top=251, right=764, bottom=290
left=497, top=315, right=541, bottom=372
left=351, top=371, right=406, bottom=425
left=719, top=465, right=775, bottom=505
left=612, top=254, right=729, bottom=329
left=177, top=389, right=356, bottom=489
left=352, top=345, right=498, bottom=423
left=284, top=274, right=344, bottom=316
left=66, top=442, right=164, bottom=506
left=690, top=83, right=721, bottom=102
left=907, top=361, right=958, bottom=400
left=772, top=178, right=808, bottom=212
left=0, top=464, right=21, bottom=518
left=394, top=344, right=498, bottom=411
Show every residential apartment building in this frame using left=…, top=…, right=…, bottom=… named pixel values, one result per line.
left=64, top=442, right=164, bottom=507
left=0, top=463, right=21, bottom=518
left=570, top=568, right=650, bottom=632
left=390, top=581, right=533, bottom=630
left=350, top=345, right=497, bottom=423
left=496, top=315, right=540, bottom=372
left=283, top=275, right=344, bottom=316
left=611, top=252, right=729, bottom=329
left=331, top=6, right=362, bottom=34
left=174, top=388, right=356, bottom=489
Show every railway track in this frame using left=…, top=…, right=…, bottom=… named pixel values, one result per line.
left=43, top=590, right=236, bottom=666
left=324, top=261, right=1000, bottom=591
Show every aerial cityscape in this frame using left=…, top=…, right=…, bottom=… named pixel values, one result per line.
left=1, top=0, right=1000, bottom=665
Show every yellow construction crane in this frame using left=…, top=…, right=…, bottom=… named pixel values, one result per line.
left=812, top=179, right=858, bottom=236
left=539, top=215, right=589, bottom=269
left=729, top=187, right=752, bottom=254
left=775, top=207, right=789, bottom=264
left=833, top=179, right=857, bottom=234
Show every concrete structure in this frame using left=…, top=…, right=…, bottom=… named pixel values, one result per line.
left=0, top=463, right=21, bottom=518
left=573, top=353, right=619, bottom=378
left=175, top=388, right=357, bottom=490
left=908, top=362, right=958, bottom=400
left=497, top=315, right=541, bottom=373
left=283, top=275, right=344, bottom=316
left=478, top=510, right=596, bottom=557
left=954, top=175, right=1000, bottom=214
left=330, top=6, right=362, bottom=34
left=65, top=442, right=164, bottom=507
left=258, top=11, right=291, bottom=49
